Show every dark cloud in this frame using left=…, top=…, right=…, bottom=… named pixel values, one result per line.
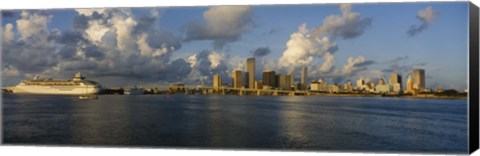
left=72, top=14, right=89, bottom=30
left=82, top=44, right=104, bottom=59
left=407, top=24, right=428, bottom=37
left=263, top=28, right=280, bottom=35
left=57, top=46, right=77, bottom=59
left=134, top=16, right=157, bottom=34
left=334, top=18, right=372, bottom=40
left=1, top=11, right=15, bottom=18
left=353, top=60, right=375, bottom=67
left=2, top=42, right=58, bottom=73
left=381, top=56, right=427, bottom=73
left=251, top=47, right=271, bottom=57
left=407, top=6, right=438, bottom=37
left=48, top=29, right=87, bottom=45
left=147, top=31, right=182, bottom=50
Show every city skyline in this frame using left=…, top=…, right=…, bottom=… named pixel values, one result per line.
left=218, top=57, right=431, bottom=93
left=1, top=2, right=469, bottom=91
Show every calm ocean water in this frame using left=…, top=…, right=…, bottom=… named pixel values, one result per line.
left=2, top=94, right=468, bottom=153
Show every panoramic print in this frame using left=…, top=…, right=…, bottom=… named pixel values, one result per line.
left=1, top=2, right=470, bottom=154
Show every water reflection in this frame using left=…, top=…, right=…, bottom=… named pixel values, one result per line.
left=2, top=94, right=468, bottom=153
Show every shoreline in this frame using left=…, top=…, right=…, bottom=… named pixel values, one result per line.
left=2, top=89, right=467, bottom=100
left=306, top=93, right=467, bottom=100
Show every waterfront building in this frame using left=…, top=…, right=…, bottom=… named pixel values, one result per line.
left=369, top=81, right=376, bottom=89
left=278, top=74, right=291, bottom=90
left=389, top=73, right=402, bottom=92
left=405, top=74, right=415, bottom=94
left=365, top=81, right=376, bottom=93
left=356, top=78, right=365, bottom=90
left=392, top=83, right=402, bottom=94
left=275, top=74, right=280, bottom=89
left=343, top=82, right=353, bottom=92
left=375, top=84, right=392, bottom=93
left=328, top=84, right=340, bottom=93
left=310, top=79, right=328, bottom=92
left=231, top=70, right=243, bottom=88
left=301, top=67, right=308, bottom=89
left=244, top=72, right=249, bottom=88
left=294, top=82, right=302, bottom=90
left=246, top=58, right=255, bottom=89
left=213, top=74, right=222, bottom=88
left=378, top=78, right=386, bottom=85
left=413, top=69, right=425, bottom=90
left=255, top=81, right=263, bottom=90
left=435, top=87, right=444, bottom=93
left=288, top=73, right=294, bottom=88
left=262, top=70, right=276, bottom=89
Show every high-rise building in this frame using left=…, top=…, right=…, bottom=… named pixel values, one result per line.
left=213, top=74, right=221, bottom=88
left=390, top=72, right=402, bottom=92
left=231, top=70, right=243, bottom=88
left=406, top=74, right=414, bottom=94
left=244, top=72, right=249, bottom=88
left=246, top=58, right=255, bottom=89
left=301, top=67, right=308, bottom=89
left=413, top=69, right=425, bottom=90
left=275, top=74, right=280, bottom=88
left=262, top=70, right=276, bottom=89
left=288, top=73, right=294, bottom=88
left=356, top=78, right=365, bottom=89
left=278, top=74, right=290, bottom=90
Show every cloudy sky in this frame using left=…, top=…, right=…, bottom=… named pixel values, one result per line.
left=1, top=2, right=468, bottom=91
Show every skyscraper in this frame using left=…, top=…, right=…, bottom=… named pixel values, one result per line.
left=413, top=69, right=425, bottom=90
left=390, top=72, right=402, bottom=92
left=246, top=58, right=255, bottom=89
left=301, top=67, right=308, bottom=89
left=406, top=74, right=414, bottom=94
left=213, top=74, right=221, bottom=88
left=356, top=78, right=365, bottom=89
left=278, top=74, right=290, bottom=90
left=288, top=73, right=294, bottom=88
left=231, top=70, right=243, bottom=88
left=262, top=70, right=276, bottom=89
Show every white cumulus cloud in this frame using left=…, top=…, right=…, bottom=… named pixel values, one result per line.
left=185, top=6, right=254, bottom=49
left=2, top=23, right=15, bottom=43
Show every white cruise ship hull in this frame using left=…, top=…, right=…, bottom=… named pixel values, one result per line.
left=11, top=85, right=100, bottom=95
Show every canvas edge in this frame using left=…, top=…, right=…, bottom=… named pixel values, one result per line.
left=468, top=1, right=479, bottom=154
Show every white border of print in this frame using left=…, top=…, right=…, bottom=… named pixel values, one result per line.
left=0, top=0, right=478, bottom=156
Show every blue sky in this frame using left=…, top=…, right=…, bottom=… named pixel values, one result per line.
left=1, top=2, right=469, bottom=91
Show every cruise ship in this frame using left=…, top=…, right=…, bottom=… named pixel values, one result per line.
left=10, top=72, right=101, bottom=95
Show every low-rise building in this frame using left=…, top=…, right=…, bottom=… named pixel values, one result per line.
left=375, top=84, right=392, bottom=93
left=310, top=80, right=328, bottom=92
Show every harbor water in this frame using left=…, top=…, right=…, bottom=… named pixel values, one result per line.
left=2, top=94, right=468, bottom=153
